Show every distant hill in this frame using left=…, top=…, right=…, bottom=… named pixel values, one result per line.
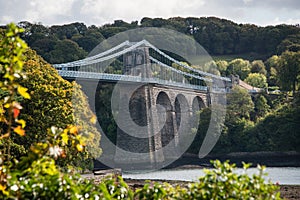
left=8, top=17, right=299, bottom=63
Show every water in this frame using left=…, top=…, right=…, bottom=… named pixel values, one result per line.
left=123, top=167, right=300, bottom=185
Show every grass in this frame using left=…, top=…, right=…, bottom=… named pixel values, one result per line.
left=186, top=52, right=270, bottom=66
left=212, top=52, right=270, bottom=62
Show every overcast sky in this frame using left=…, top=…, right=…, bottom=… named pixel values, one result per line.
left=0, top=0, right=299, bottom=27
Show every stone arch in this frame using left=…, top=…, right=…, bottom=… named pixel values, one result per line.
left=129, top=87, right=147, bottom=126
left=191, top=96, right=206, bottom=127
left=156, top=91, right=174, bottom=148
left=174, top=94, right=189, bottom=131
left=192, top=96, right=206, bottom=111
left=115, top=86, right=149, bottom=154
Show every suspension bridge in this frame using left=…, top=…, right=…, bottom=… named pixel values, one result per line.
left=53, top=40, right=231, bottom=170
left=53, top=40, right=231, bottom=92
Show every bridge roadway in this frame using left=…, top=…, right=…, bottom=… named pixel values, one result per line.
left=57, top=70, right=208, bottom=91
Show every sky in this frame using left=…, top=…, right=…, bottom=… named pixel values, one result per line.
left=0, top=0, right=299, bottom=27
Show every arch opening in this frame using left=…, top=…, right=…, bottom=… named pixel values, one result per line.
left=156, top=92, right=174, bottom=148
left=174, top=94, right=189, bottom=132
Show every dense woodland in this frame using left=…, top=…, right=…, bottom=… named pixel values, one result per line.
left=6, top=17, right=299, bottom=63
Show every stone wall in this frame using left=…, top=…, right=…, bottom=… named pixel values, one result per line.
left=114, top=83, right=208, bottom=169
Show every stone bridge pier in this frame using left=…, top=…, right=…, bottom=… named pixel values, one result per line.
left=114, top=83, right=208, bottom=170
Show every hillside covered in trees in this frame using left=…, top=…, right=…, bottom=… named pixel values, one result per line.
left=6, top=17, right=299, bottom=64
left=1, top=17, right=299, bottom=156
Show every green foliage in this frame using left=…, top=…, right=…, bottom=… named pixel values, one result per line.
left=251, top=60, right=267, bottom=75
left=99, top=161, right=280, bottom=200
left=186, top=160, right=281, bottom=200
left=276, top=51, right=300, bottom=95
left=254, top=95, right=270, bottom=119
left=45, top=39, right=87, bottom=64
left=0, top=23, right=92, bottom=198
left=98, top=176, right=134, bottom=199
left=5, top=161, right=281, bottom=199
left=0, top=23, right=30, bottom=162
left=187, top=108, right=211, bottom=154
left=245, top=73, right=268, bottom=88
left=244, top=105, right=300, bottom=152
left=134, top=181, right=169, bottom=199
left=227, top=86, right=254, bottom=120
left=95, top=83, right=118, bottom=146
left=17, top=18, right=299, bottom=64
left=227, top=58, right=251, bottom=80
left=215, top=60, right=228, bottom=76
left=0, top=24, right=101, bottom=169
left=12, top=49, right=101, bottom=169
left=265, top=55, right=280, bottom=87
left=277, top=33, right=300, bottom=54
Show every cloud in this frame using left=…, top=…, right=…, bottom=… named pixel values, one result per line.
left=0, top=0, right=75, bottom=25
left=273, top=17, right=300, bottom=25
left=243, top=0, right=253, bottom=4
left=78, top=0, right=205, bottom=25
left=0, top=0, right=299, bottom=26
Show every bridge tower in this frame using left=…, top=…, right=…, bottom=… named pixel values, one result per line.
left=115, top=47, right=167, bottom=170
left=122, top=47, right=152, bottom=78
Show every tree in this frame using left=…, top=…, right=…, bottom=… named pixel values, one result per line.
left=0, top=23, right=29, bottom=162
left=277, top=51, right=300, bottom=95
left=254, top=95, right=270, bottom=119
left=215, top=60, right=228, bottom=76
left=245, top=73, right=268, bottom=88
left=265, top=55, right=280, bottom=86
left=203, top=61, right=221, bottom=76
left=227, top=58, right=251, bottom=80
left=214, top=86, right=255, bottom=153
left=227, top=86, right=254, bottom=120
left=244, top=105, right=300, bottom=152
left=251, top=60, right=267, bottom=75
left=99, top=26, right=127, bottom=38
left=11, top=48, right=101, bottom=168
left=31, top=38, right=57, bottom=57
left=50, top=23, right=86, bottom=40
left=72, top=35, right=102, bottom=52
left=277, top=34, right=300, bottom=54
left=46, top=39, right=87, bottom=63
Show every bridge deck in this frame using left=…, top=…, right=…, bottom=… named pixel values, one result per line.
left=58, top=70, right=208, bottom=91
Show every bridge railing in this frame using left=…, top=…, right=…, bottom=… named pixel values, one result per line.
left=57, top=70, right=208, bottom=91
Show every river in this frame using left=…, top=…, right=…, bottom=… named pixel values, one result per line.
left=123, top=167, right=300, bottom=185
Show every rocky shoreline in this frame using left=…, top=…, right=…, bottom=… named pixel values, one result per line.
left=279, top=185, right=300, bottom=200
left=123, top=179, right=300, bottom=200
left=91, top=152, right=300, bottom=199
left=86, top=175, right=300, bottom=200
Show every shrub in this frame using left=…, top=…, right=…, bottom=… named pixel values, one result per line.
left=187, top=160, right=281, bottom=199
left=0, top=26, right=101, bottom=170
left=132, top=160, right=281, bottom=200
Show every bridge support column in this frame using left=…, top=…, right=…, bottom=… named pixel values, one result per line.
left=171, top=111, right=179, bottom=147
left=114, top=84, right=167, bottom=170
left=113, top=84, right=151, bottom=170
left=144, top=85, right=166, bottom=164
